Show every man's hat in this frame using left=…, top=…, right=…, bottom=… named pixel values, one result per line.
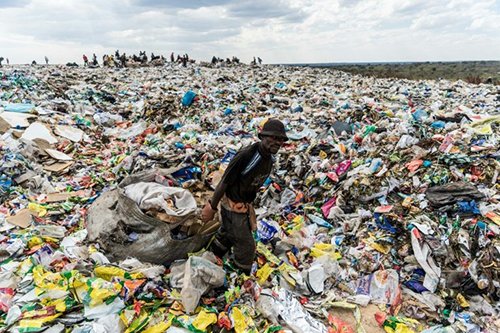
left=258, top=118, right=288, bottom=141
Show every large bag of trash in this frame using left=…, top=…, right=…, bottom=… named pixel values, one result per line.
left=86, top=168, right=218, bottom=265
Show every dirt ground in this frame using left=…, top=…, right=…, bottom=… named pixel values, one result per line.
left=330, top=304, right=386, bottom=333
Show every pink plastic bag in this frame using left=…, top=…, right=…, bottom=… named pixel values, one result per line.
left=322, top=197, right=337, bottom=218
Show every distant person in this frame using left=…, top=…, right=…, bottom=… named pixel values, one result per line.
left=120, top=53, right=127, bottom=67
left=44, top=56, right=49, bottom=65
left=182, top=55, right=187, bottom=67
left=211, top=56, right=217, bottom=65
left=258, top=57, right=262, bottom=65
left=0, top=57, right=3, bottom=67
left=170, top=52, right=175, bottom=62
left=112, top=55, right=119, bottom=67
left=92, top=53, right=98, bottom=66
left=6, top=58, right=9, bottom=65
left=251, top=56, right=256, bottom=65
left=83, top=54, right=89, bottom=67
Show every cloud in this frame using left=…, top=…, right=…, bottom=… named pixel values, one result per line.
left=132, top=0, right=231, bottom=9
left=0, top=0, right=30, bottom=8
left=0, top=0, right=499, bottom=64
left=227, top=0, right=298, bottom=19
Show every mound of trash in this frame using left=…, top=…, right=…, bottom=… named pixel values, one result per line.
left=0, top=63, right=499, bottom=333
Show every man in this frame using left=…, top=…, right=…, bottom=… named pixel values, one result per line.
left=201, top=119, right=288, bottom=274
left=120, top=53, right=127, bottom=68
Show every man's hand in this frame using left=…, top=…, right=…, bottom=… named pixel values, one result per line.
left=201, top=201, right=217, bottom=222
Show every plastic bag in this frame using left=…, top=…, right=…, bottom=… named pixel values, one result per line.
left=328, top=314, right=354, bottom=333
left=181, top=91, right=197, bottom=106
left=180, top=255, right=225, bottom=314
left=256, top=288, right=328, bottom=333
left=356, top=269, right=401, bottom=307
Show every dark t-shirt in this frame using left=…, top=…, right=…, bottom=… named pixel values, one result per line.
left=221, top=142, right=273, bottom=203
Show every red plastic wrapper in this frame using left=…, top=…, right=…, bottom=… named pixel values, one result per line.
left=328, top=313, right=355, bottom=333
left=0, top=288, right=15, bottom=313
left=217, top=311, right=232, bottom=330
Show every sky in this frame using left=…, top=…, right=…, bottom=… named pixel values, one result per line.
left=0, top=0, right=499, bottom=64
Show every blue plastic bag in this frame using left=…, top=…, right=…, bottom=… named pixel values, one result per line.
left=431, top=121, right=445, bottom=129
left=257, top=220, right=278, bottom=244
left=2, top=102, right=34, bottom=113
left=307, top=214, right=333, bottom=229
left=171, top=166, right=202, bottom=183
left=221, top=150, right=237, bottom=164
left=373, top=213, right=397, bottom=233
left=181, top=91, right=197, bottom=107
left=412, top=109, right=428, bottom=122
left=457, top=200, right=481, bottom=215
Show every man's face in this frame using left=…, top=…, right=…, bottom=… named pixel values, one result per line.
left=261, top=135, right=286, bottom=154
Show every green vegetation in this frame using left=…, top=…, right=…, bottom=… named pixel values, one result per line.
left=312, top=61, right=500, bottom=85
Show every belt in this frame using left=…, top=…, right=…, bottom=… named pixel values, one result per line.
left=221, top=195, right=257, bottom=231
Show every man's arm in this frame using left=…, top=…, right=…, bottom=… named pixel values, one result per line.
left=201, top=181, right=227, bottom=222
left=210, top=181, right=227, bottom=210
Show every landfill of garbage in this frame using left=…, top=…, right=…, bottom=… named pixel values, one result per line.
left=1, top=63, right=499, bottom=333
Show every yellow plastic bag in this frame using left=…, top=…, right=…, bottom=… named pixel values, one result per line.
left=95, top=265, right=143, bottom=281
left=19, top=314, right=61, bottom=329
left=468, top=115, right=500, bottom=135
left=456, top=293, right=470, bottom=308
left=33, top=266, right=68, bottom=292
left=231, top=307, right=248, bottom=333
left=27, top=236, right=44, bottom=249
left=256, top=242, right=281, bottom=266
left=125, top=311, right=150, bottom=333
left=41, top=298, right=69, bottom=313
left=28, top=202, right=48, bottom=217
left=89, top=287, right=117, bottom=306
left=310, top=243, right=342, bottom=260
left=277, top=263, right=298, bottom=287
left=142, top=321, right=172, bottom=333
left=17, top=258, right=35, bottom=277
left=288, top=215, right=305, bottom=234
left=192, top=309, right=217, bottom=331
left=120, top=309, right=137, bottom=327
left=365, top=236, right=391, bottom=254
left=256, top=263, right=273, bottom=285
